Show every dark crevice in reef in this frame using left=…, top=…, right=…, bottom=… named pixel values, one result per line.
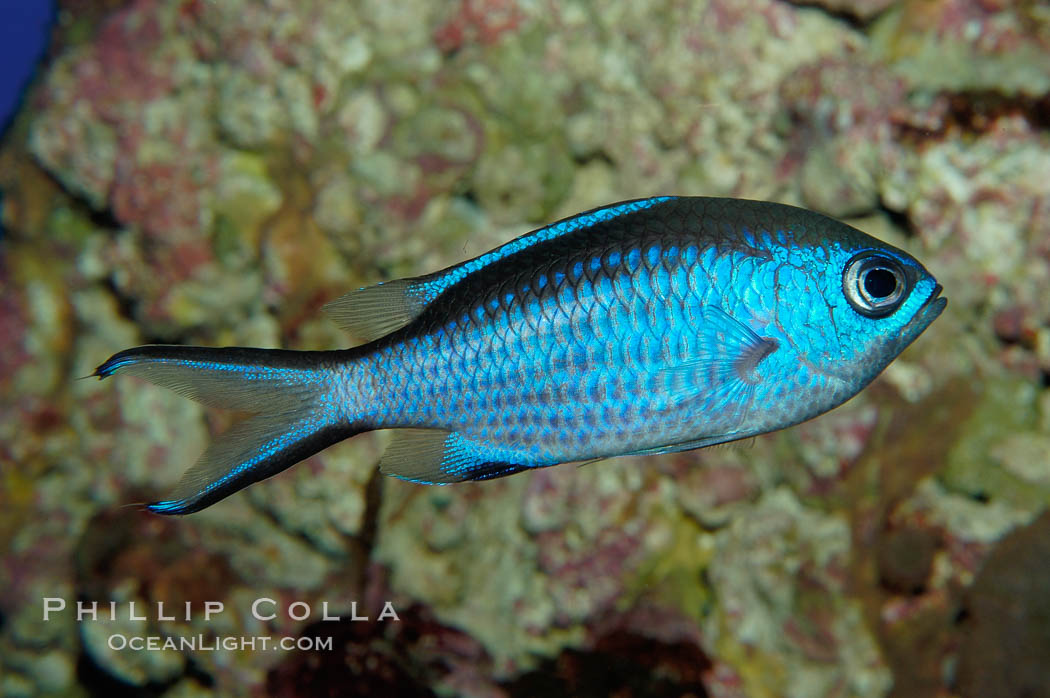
left=322, top=466, right=386, bottom=593
left=101, top=275, right=139, bottom=327
left=100, top=273, right=192, bottom=346
left=77, top=646, right=215, bottom=697
left=77, top=648, right=167, bottom=698
left=501, top=631, right=712, bottom=698
left=267, top=608, right=714, bottom=698
left=182, top=659, right=215, bottom=691
left=571, top=148, right=617, bottom=168
left=895, top=90, right=1050, bottom=142
left=780, top=1, right=875, bottom=30
left=875, top=197, right=916, bottom=237
left=256, top=501, right=334, bottom=557
left=20, top=151, right=124, bottom=235
left=354, top=466, right=384, bottom=562
left=459, top=187, right=479, bottom=207
left=85, top=204, right=123, bottom=232
left=266, top=606, right=444, bottom=698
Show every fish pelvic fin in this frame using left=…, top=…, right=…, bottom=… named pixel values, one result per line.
left=95, top=345, right=356, bottom=515
left=378, top=429, right=529, bottom=484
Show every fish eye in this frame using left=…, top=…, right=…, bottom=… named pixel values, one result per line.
left=843, top=253, right=909, bottom=318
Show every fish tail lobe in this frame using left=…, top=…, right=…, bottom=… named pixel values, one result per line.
left=95, top=345, right=357, bottom=515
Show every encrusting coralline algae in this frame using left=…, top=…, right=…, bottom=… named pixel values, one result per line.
left=1, top=0, right=1049, bottom=696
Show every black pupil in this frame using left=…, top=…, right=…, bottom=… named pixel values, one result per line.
left=863, top=267, right=898, bottom=300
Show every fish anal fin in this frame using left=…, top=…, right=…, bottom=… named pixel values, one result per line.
left=378, top=429, right=529, bottom=484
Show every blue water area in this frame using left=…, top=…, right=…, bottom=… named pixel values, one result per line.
left=0, top=0, right=56, bottom=239
left=0, top=0, right=55, bottom=136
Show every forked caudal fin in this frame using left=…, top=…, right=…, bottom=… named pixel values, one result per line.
left=94, top=345, right=355, bottom=515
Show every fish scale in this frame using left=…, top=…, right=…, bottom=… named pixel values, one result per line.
left=96, top=196, right=945, bottom=514
left=380, top=234, right=779, bottom=461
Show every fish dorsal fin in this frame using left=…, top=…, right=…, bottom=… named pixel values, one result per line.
left=322, top=277, right=431, bottom=342
left=325, top=197, right=677, bottom=342
left=378, top=429, right=529, bottom=484
left=415, top=197, right=676, bottom=298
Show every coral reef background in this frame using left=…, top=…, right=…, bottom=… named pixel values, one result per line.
left=2, top=0, right=1049, bottom=696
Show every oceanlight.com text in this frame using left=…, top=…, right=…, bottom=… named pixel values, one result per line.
left=107, top=634, right=334, bottom=652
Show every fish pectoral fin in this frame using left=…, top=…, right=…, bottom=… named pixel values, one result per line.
left=659, top=306, right=779, bottom=400
left=322, top=278, right=429, bottom=343
left=654, top=306, right=777, bottom=433
left=378, top=429, right=530, bottom=484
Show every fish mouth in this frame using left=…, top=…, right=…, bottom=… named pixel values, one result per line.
left=903, top=283, right=946, bottom=337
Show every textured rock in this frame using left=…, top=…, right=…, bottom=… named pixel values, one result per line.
left=1, top=0, right=1049, bottom=695
left=956, top=512, right=1050, bottom=698
left=871, top=0, right=1050, bottom=93
left=705, top=488, right=891, bottom=698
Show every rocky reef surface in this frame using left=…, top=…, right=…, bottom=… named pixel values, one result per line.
left=1, top=0, right=1049, bottom=696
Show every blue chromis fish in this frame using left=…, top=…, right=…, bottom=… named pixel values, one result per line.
left=96, top=196, right=945, bottom=515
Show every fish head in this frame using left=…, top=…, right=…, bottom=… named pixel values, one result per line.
left=805, top=237, right=946, bottom=388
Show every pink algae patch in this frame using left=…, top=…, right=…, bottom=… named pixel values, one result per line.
left=434, top=0, right=525, bottom=53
